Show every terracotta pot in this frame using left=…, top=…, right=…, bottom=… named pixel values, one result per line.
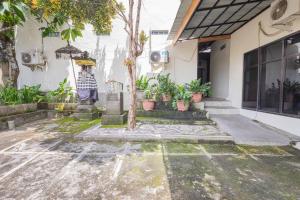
left=143, top=100, right=155, bottom=111
left=177, top=100, right=189, bottom=112
left=162, top=94, right=172, bottom=102
left=192, top=92, right=203, bottom=103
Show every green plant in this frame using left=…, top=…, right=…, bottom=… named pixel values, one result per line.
left=199, top=82, right=212, bottom=97
left=0, top=84, right=45, bottom=105
left=157, top=73, right=176, bottom=97
left=143, top=84, right=158, bottom=100
left=172, top=84, right=192, bottom=109
left=0, top=85, right=21, bottom=105
left=189, top=79, right=202, bottom=93
left=19, top=85, right=45, bottom=103
left=136, top=75, right=154, bottom=91
left=48, top=79, right=74, bottom=103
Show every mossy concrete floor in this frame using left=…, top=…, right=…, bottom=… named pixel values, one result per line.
left=0, top=120, right=299, bottom=199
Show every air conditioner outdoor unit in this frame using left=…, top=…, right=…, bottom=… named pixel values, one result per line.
left=150, top=50, right=169, bottom=64
left=21, top=50, right=44, bottom=65
left=270, top=0, right=300, bottom=30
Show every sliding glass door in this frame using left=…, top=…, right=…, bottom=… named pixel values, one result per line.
left=242, top=32, right=300, bottom=118
left=260, top=41, right=282, bottom=113
left=283, top=36, right=300, bottom=115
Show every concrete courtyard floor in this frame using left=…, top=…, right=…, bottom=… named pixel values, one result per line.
left=0, top=120, right=300, bottom=200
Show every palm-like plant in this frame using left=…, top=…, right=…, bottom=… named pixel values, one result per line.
left=136, top=75, right=154, bottom=91
left=157, top=73, right=176, bottom=100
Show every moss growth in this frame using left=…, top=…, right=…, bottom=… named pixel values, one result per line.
left=165, top=143, right=202, bottom=153
left=238, top=145, right=290, bottom=155
left=54, top=117, right=101, bottom=134
left=201, top=144, right=242, bottom=154
left=140, top=143, right=161, bottom=152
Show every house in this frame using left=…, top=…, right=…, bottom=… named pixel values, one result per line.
left=13, top=0, right=300, bottom=136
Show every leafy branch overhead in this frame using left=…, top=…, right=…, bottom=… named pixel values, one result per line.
left=0, top=1, right=27, bottom=37
left=27, top=0, right=116, bottom=41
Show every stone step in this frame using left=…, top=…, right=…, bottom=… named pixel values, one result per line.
left=205, top=106, right=239, bottom=115
left=204, top=100, right=232, bottom=107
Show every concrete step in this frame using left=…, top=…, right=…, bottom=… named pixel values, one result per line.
left=205, top=106, right=239, bottom=115
left=204, top=100, right=232, bottom=107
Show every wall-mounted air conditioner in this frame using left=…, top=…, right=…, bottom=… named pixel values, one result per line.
left=270, top=0, right=300, bottom=30
left=150, top=50, right=169, bottom=64
left=21, top=49, right=47, bottom=71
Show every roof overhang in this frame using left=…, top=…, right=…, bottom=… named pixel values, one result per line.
left=169, top=0, right=272, bottom=45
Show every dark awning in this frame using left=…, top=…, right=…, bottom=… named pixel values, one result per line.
left=169, top=0, right=272, bottom=44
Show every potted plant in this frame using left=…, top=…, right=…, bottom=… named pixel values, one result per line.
left=142, top=86, right=156, bottom=111
left=189, top=79, right=203, bottom=103
left=172, top=84, right=192, bottom=112
left=136, top=75, right=154, bottom=100
left=200, top=82, right=212, bottom=97
left=157, top=73, right=175, bottom=102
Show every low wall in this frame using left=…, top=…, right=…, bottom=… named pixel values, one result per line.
left=0, top=103, right=37, bottom=117
left=0, top=110, right=48, bottom=131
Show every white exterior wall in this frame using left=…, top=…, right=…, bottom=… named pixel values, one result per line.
left=15, top=0, right=199, bottom=108
left=210, top=39, right=230, bottom=99
left=165, top=39, right=198, bottom=84
left=229, top=7, right=300, bottom=136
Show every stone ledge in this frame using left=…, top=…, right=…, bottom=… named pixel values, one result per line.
left=101, top=113, right=127, bottom=125
left=137, top=110, right=207, bottom=120
left=75, top=133, right=234, bottom=144
left=0, top=110, right=48, bottom=131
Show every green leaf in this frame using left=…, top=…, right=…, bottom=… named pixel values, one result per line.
left=61, top=28, right=71, bottom=41
left=11, top=4, right=25, bottom=22
left=1, top=2, right=9, bottom=13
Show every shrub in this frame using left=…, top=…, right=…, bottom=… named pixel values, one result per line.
left=0, top=85, right=21, bottom=105
left=19, top=85, right=45, bottom=103
left=0, top=84, right=45, bottom=105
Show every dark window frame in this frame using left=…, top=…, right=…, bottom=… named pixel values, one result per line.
left=242, top=49, right=259, bottom=110
left=242, top=31, right=300, bottom=119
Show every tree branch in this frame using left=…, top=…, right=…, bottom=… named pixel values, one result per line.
left=134, top=0, right=142, bottom=44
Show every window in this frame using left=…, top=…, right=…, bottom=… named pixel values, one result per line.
left=243, top=50, right=258, bottom=109
left=283, top=35, right=300, bottom=115
left=242, top=32, right=300, bottom=118
left=260, top=41, right=282, bottom=113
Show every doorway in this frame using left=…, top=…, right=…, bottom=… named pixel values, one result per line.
left=197, top=42, right=211, bottom=83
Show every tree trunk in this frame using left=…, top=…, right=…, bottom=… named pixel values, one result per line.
left=6, top=41, right=19, bottom=87
left=115, top=0, right=143, bottom=130
left=0, top=24, right=19, bottom=87
left=128, top=60, right=137, bottom=130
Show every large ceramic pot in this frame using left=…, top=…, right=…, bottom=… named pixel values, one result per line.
left=162, top=94, right=172, bottom=102
left=142, top=100, right=155, bottom=111
left=192, top=92, right=203, bottom=103
left=177, top=100, right=189, bottom=112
